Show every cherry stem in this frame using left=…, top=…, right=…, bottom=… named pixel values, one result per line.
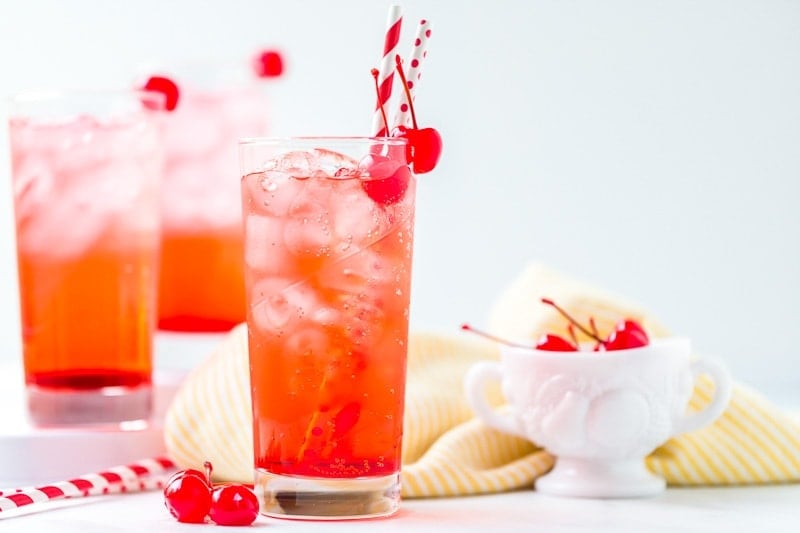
left=394, top=54, right=418, bottom=130
left=540, top=298, right=605, bottom=343
left=371, top=68, right=390, bottom=136
left=589, top=317, right=599, bottom=338
left=567, top=324, right=579, bottom=346
left=461, top=323, right=532, bottom=349
left=203, top=461, right=213, bottom=485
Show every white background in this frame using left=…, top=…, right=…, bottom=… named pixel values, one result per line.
left=0, top=0, right=798, bottom=393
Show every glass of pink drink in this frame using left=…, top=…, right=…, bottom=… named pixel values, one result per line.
left=239, top=137, right=415, bottom=519
left=8, top=90, right=164, bottom=426
left=149, top=59, right=276, bottom=333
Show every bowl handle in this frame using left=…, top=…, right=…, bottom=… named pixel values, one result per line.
left=463, top=361, right=526, bottom=438
left=672, top=358, right=732, bottom=436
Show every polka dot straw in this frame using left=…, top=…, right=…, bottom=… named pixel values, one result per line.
left=395, top=19, right=433, bottom=128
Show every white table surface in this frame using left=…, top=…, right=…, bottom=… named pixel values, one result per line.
left=1, top=484, right=799, bottom=532
left=2, top=333, right=799, bottom=532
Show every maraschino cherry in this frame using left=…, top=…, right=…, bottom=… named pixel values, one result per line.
left=142, top=75, right=180, bottom=111
left=163, top=461, right=259, bottom=526
left=392, top=54, right=442, bottom=174
left=540, top=298, right=650, bottom=350
left=253, top=49, right=284, bottom=78
left=461, top=299, right=650, bottom=353
left=209, top=483, right=260, bottom=527
left=460, top=324, right=578, bottom=352
left=605, top=319, right=650, bottom=350
left=163, top=462, right=212, bottom=523
left=362, top=68, right=412, bottom=206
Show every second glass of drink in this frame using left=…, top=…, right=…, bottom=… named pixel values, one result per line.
left=8, top=89, right=164, bottom=426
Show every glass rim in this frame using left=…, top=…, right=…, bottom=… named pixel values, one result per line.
left=134, top=56, right=268, bottom=90
left=8, top=87, right=165, bottom=106
left=238, top=136, right=408, bottom=147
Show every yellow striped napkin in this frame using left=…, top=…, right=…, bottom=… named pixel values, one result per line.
left=163, top=263, right=800, bottom=496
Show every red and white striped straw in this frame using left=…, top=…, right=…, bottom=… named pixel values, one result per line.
left=371, top=5, right=404, bottom=137
left=0, top=456, right=176, bottom=513
left=394, top=19, right=432, bottom=128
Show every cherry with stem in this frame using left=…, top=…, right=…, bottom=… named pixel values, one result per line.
left=372, top=68, right=390, bottom=135
left=567, top=323, right=579, bottom=346
left=391, top=54, right=442, bottom=174
left=461, top=323, right=577, bottom=352
left=163, top=461, right=213, bottom=523
left=461, top=324, right=536, bottom=349
left=362, top=68, right=412, bottom=205
left=542, top=298, right=650, bottom=350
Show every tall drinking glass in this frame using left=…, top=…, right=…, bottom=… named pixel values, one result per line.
left=239, top=137, right=415, bottom=519
left=151, top=60, right=273, bottom=334
left=8, top=89, right=164, bottom=426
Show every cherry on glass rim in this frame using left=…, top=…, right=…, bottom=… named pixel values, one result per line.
left=142, top=75, right=179, bottom=111
left=392, top=54, right=442, bottom=174
left=360, top=153, right=411, bottom=206
left=364, top=69, right=411, bottom=205
left=253, top=49, right=284, bottom=78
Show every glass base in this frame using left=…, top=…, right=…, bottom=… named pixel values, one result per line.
left=26, top=383, right=152, bottom=428
left=254, top=469, right=401, bottom=520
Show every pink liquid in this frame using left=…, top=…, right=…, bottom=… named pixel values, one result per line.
left=10, top=114, right=161, bottom=395
left=158, top=84, right=269, bottom=331
left=243, top=147, right=415, bottom=479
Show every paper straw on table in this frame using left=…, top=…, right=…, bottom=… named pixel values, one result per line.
left=371, top=5, right=404, bottom=137
left=0, top=456, right=176, bottom=513
left=394, top=19, right=432, bottom=128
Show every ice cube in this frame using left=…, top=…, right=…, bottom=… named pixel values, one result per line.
left=318, top=250, right=395, bottom=295
left=244, top=214, right=287, bottom=274
left=89, top=161, right=144, bottom=212
left=331, top=188, right=391, bottom=252
left=13, top=157, right=122, bottom=258
left=310, top=148, right=359, bottom=177
left=12, top=157, right=54, bottom=225
left=311, top=306, right=341, bottom=326
left=285, top=328, right=330, bottom=357
left=283, top=187, right=333, bottom=257
left=243, top=170, right=305, bottom=217
left=267, top=150, right=317, bottom=176
left=18, top=188, right=106, bottom=258
left=249, top=279, right=318, bottom=333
